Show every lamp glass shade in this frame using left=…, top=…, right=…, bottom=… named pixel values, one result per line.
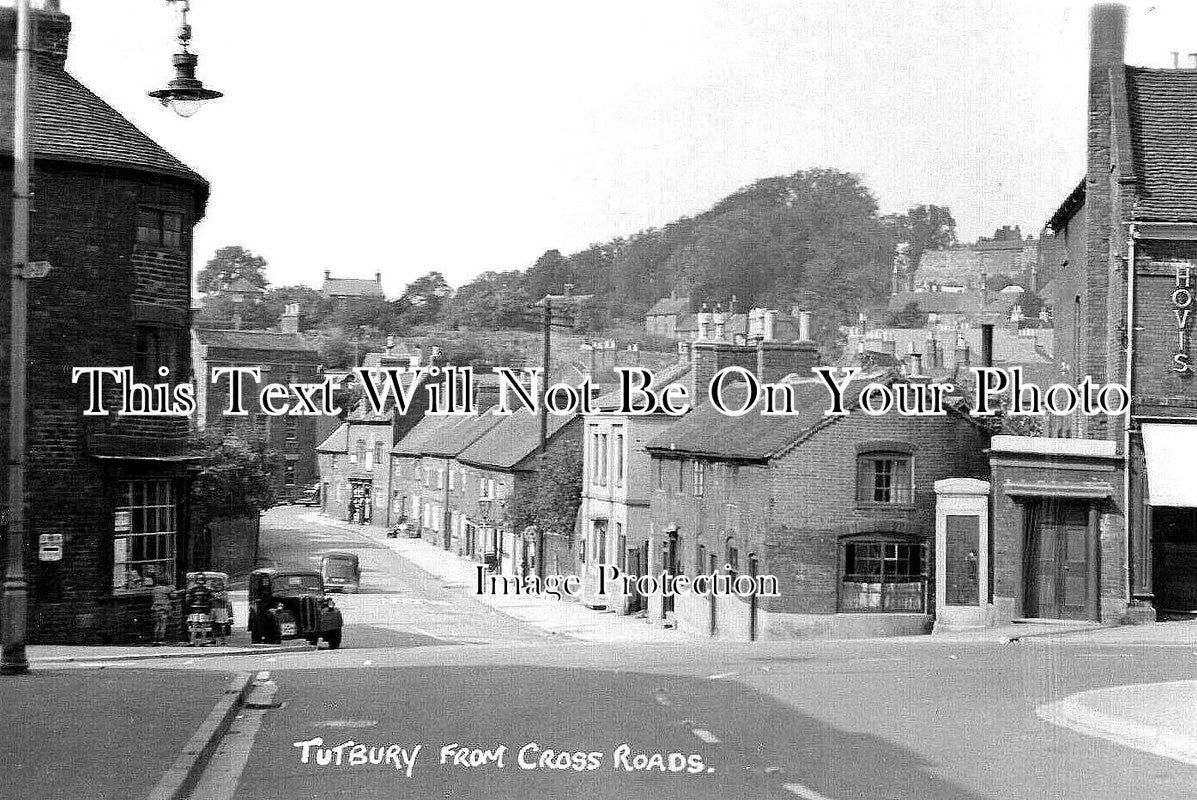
left=168, top=98, right=203, bottom=118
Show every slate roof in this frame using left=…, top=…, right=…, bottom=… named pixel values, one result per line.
left=323, top=277, right=384, bottom=298
left=1125, top=67, right=1197, bottom=222
left=194, top=328, right=319, bottom=355
left=316, top=423, right=349, bottom=454
left=646, top=297, right=690, bottom=316
left=593, top=360, right=693, bottom=410
left=0, top=55, right=206, bottom=191
left=457, top=410, right=577, bottom=471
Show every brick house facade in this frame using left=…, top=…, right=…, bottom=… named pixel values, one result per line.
left=643, top=375, right=990, bottom=640
left=0, top=7, right=209, bottom=643
left=991, top=4, right=1197, bottom=625
left=191, top=308, right=322, bottom=500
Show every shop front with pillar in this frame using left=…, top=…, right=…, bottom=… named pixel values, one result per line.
left=988, top=436, right=1125, bottom=624
left=1140, top=424, right=1197, bottom=617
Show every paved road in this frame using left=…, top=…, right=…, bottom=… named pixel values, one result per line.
left=243, top=506, right=548, bottom=649
left=151, top=509, right=1197, bottom=798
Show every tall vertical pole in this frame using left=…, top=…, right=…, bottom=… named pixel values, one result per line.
left=2, top=0, right=32, bottom=675
left=538, top=297, right=550, bottom=455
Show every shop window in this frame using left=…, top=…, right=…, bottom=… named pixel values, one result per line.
left=856, top=451, right=913, bottom=504
left=840, top=538, right=927, bottom=613
left=112, top=480, right=178, bottom=593
left=136, top=206, right=184, bottom=249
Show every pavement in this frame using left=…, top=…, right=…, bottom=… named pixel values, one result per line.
left=0, top=666, right=253, bottom=800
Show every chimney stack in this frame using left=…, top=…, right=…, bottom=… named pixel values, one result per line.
left=375, top=271, right=382, bottom=284
left=280, top=303, right=300, bottom=335
left=981, top=322, right=994, bottom=367
left=955, top=334, right=971, bottom=368
left=324, top=269, right=331, bottom=281
left=1190, top=53, right=1197, bottom=68
left=0, top=5, right=71, bottom=67
left=798, top=311, right=812, bottom=342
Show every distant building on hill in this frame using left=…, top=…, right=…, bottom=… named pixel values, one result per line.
left=322, top=270, right=384, bottom=310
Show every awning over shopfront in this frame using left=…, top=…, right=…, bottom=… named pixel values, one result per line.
left=1142, top=424, right=1197, bottom=506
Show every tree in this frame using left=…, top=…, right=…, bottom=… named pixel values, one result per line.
left=189, top=431, right=278, bottom=521
left=197, top=246, right=270, bottom=295
left=448, top=270, right=533, bottom=330
left=399, top=271, right=452, bottom=326
left=886, top=204, right=957, bottom=270
left=511, top=434, right=583, bottom=538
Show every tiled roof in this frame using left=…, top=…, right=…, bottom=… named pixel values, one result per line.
left=422, top=410, right=506, bottom=459
left=323, top=277, right=383, bottom=297
left=457, top=410, right=577, bottom=471
left=1125, top=67, right=1197, bottom=222
left=646, top=297, right=690, bottom=316
left=644, top=380, right=837, bottom=461
left=222, top=277, right=266, bottom=294
left=392, top=414, right=459, bottom=456
left=316, top=423, right=349, bottom=453
left=888, top=291, right=985, bottom=314
left=194, top=328, right=319, bottom=355
left=0, top=55, right=205, bottom=190
left=593, top=361, right=693, bottom=410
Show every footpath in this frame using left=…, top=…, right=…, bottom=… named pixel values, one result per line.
left=0, top=667, right=258, bottom=800
left=302, top=511, right=692, bottom=644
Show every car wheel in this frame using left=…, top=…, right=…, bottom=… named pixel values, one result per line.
left=324, top=629, right=342, bottom=650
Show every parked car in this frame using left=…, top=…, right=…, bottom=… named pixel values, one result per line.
left=320, top=551, right=361, bottom=593
left=247, top=568, right=343, bottom=648
left=186, top=571, right=233, bottom=637
left=293, top=483, right=321, bottom=506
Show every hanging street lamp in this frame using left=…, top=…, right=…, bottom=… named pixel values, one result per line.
left=149, top=0, right=223, bottom=118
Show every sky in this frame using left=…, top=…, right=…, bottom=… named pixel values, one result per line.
left=33, top=1, right=1197, bottom=295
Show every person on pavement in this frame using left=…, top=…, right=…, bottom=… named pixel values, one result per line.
left=186, top=575, right=214, bottom=646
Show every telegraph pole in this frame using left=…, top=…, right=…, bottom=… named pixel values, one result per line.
left=539, top=297, right=551, bottom=454
left=1, top=0, right=31, bottom=675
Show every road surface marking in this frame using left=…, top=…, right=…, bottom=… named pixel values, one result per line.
left=255, top=671, right=271, bottom=682
left=314, top=719, right=378, bottom=728
left=782, top=782, right=837, bottom=799
left=691, top=728, right=720, bottom=744
left=707, top=671, right=738, bottom=679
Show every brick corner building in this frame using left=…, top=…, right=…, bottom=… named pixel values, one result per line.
left=0, top=5, right=209, bottom=643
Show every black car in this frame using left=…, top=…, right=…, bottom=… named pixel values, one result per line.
left=247, top=568, right=344, bottom=648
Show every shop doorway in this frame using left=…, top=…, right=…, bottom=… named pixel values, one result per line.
left=1152, top=507, right=1197, bottom=615
left=1023, top=500, right=1097, bottom=620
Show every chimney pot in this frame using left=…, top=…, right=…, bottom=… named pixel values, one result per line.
left=798, top=311, right=812, bottom=342
left=1189, top=52, right=1197, bottom=68
left=324, top=270, right=331, bottom=281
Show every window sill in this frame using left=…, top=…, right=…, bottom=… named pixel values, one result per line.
left=854, top=501, right=917, bottom=512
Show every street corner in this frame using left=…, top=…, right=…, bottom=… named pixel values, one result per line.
left=1036, top=680, right=1197, bottom=767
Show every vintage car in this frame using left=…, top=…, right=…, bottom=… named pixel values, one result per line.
left=186, top=571, right=234, bottom=637
left=247, top=568, right=343, bottom=648
left=320, top=551, right=361, bottom=593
